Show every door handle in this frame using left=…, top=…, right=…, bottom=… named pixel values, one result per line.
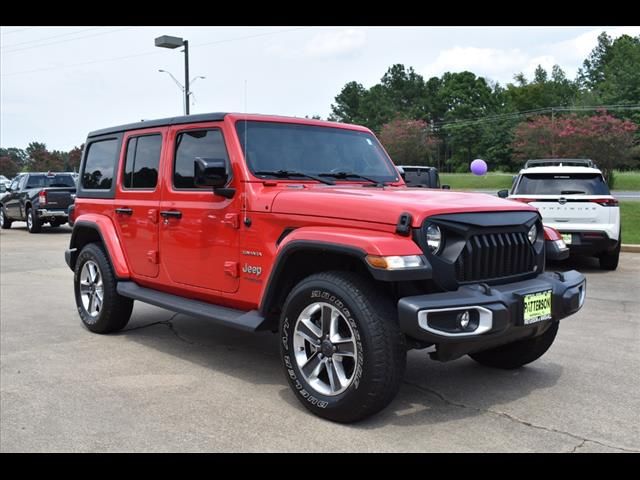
left=115, top=207, right=133, bottom=215
left=160, top=210, right=182, bottom=219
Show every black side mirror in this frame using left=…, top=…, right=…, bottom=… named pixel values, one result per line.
left=194, top=157, right=235, bottom=199
left=194, top=157, right=228, bottom=188
left=497, top=189, right=509, bottom=198
left=441, top=184, right=451, bottom=190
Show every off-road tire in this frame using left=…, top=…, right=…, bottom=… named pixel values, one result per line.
left=280, top=271, right=406, bottom=423
left=74, top=243, right=133, bottom=333
left=469, top=321, right=559, bottom=369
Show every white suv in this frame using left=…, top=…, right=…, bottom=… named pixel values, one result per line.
left=501, top=159, right=620, bottom=270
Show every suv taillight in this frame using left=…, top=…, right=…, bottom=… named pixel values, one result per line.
left=590, top=198, right=618, bottom=207
left=38, top=191, right=47, bottom=206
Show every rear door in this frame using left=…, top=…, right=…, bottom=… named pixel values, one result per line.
left=112, top=129, right=165, bottom=278
left=158, top=122, right=241, bottom=294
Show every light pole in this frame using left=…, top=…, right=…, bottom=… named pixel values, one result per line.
left=158, top=69, right=206, bottom=115
left=155, top=35, right=191, bottom=114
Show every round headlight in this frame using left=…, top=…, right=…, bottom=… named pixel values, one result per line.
left=426, top=224, right=442, bottom=254
left=528, top=224, right=537, bottom=244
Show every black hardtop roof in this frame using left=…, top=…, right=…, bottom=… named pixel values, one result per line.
left=88, top=112, right=228, bottom=138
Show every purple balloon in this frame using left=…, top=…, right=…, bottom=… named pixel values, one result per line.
left=470, top=159, right=488, bottom=176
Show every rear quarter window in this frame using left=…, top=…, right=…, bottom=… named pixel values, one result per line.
left=82, top=139, right=119, bottom=190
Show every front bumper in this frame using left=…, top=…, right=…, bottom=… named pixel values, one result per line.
left=398, top=270, right=586, bottom=361
left=545, top=239, right=570, bottom=261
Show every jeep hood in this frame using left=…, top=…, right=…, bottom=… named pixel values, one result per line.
left=270, top=186, right=537, bottom=227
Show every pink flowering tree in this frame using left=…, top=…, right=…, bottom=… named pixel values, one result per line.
left=512, top=110, right=638, bottom=181
left=379, top=116, right=440, bottom=166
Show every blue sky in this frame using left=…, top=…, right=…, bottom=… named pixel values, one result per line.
left=1, top=26, right=638, bottom=151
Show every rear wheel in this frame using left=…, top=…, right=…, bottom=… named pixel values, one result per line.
left=469, top=321, right=559, bottom=369
left=599, top=238, right=620, bottom=271
left=26, top=207, right=41, bottom=233
left=280, top=271, right=406, bottom=423
left=0, top=207, right=12, bottom=229
left=74, top=243, right=133, bottom=333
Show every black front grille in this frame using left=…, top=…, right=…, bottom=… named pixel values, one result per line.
left=455, top=232, right=535, bottom=282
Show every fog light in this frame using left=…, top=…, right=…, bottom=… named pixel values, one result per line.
left=457, top=311, right=470, bottom=329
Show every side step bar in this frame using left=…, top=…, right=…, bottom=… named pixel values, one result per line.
left=116, top=281, right=266, bottom=332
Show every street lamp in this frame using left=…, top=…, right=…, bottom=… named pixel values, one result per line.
left=158, top=69, right=206, bottom=115
left=154, top=35, right=191, bottom=114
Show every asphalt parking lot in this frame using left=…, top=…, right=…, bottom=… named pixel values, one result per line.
left=1, top=223, right=639, bottom=453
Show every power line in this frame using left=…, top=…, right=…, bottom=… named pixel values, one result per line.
left=1, top=27, right=100, bottom=49
left=2, top=27, right=131, bottom=54
left=432, top=105, right=640, bottom=130
left=1, top=27, right=308, bottom=77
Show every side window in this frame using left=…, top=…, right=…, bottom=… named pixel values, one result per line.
left=82, top=138, right=118, bottom=190
left=123, top=134, right=162, bottom=189
left=174, top=129, right=229, bottom=189
left=10, top=177, right=21, bottom=191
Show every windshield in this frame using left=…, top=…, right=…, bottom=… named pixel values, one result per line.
left=26, top=174, right=76, bottom=189
left=235, top=121, right=399, bottom=182
left=514, top=173, right=610, bottom=195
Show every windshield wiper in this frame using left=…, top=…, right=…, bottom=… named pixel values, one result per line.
left=560, top=190, right=586, bottom=194
left=253, top=170, right=334, bottom=185
left=319, top=171, right=385, bottom=187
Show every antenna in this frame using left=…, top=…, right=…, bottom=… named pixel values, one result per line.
left=244, top=79, right=248, bottom=158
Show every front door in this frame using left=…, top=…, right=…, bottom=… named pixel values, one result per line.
left=112, top=129, right=165, bottom=278
left=5, top=176, right=21, bottom=218
left=159, top=123, right=241, bottom=294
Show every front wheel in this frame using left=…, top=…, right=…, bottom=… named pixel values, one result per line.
left=0, top=206, right=12, bottom=229
left=74, top=243, right=133, bottom=333
left=469, top=321, right=559, bottom=369
left=280, top=271, right=406, bottom=423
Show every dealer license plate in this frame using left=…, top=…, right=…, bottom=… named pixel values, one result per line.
left=523, top=290, right=552, bottom=325
left=561, top=233, right=572, bottom=245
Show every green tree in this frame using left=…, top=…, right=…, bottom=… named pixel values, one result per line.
left=379, top=116, right=439, bottom=166
left=0, top=156, right=20, bottom=177
left=512, top=111, right=638, bottom=181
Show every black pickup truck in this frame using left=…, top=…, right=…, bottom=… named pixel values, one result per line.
left=0, top=172, right=76, bottom=233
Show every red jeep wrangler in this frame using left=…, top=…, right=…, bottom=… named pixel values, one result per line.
left=65, top=113, right=586, bottom=422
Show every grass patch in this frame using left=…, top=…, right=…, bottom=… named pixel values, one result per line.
left=621, top=201, right=640, bottom=244
left=441, top=170, right=640, bottom=191
left=440, top=173, right=514, bottom=190
left=612, top=171, right=640, bottom=191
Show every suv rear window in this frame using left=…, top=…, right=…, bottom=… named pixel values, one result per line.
left=26, top=174, right=76, bottom=188
left=514, top=173, right=610, bottom=195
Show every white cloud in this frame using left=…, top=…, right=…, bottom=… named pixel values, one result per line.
left=421, top=26, right=640, bottom=85
left=304, top=28, right=366, bottom=58
left=266, top=28, right=366, bottom=60
left=422, top=46, right=528, bottom=83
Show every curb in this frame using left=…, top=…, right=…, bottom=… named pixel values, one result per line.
left=622, top=244, right=640, bottom=253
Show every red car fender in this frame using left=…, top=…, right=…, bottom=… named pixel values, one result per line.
left=276, top=226, right=424, bottom=257
left=72, top=213, right=130, bottom=279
